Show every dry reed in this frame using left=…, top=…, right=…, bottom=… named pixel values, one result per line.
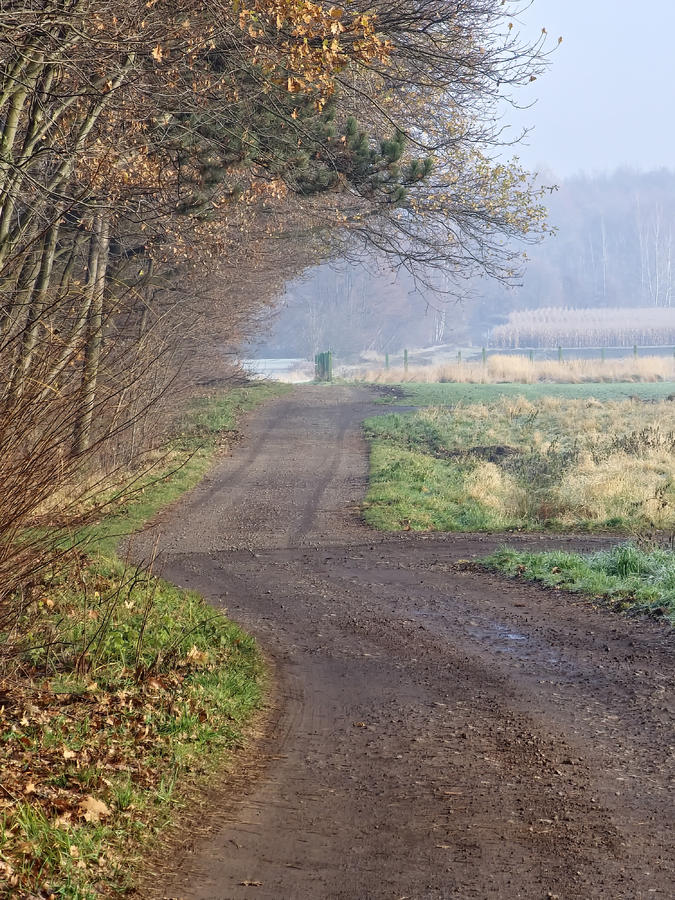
left=490, top=306, right=675, bottom=348
left=358, top=354, right=675, bottom=384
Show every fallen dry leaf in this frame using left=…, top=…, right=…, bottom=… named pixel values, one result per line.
left=186, top=645, right=208, bottom=665
left=63, top=748, right=76, bottom=760
left=240, top=880, right=263, bottom=887
left=78, top=795, right=111, bottom=823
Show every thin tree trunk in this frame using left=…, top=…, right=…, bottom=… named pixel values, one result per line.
left=73, top=210, right=110, bottom=455
left=58, top=229, right=88, bottom=295
left=0, top=53, right=133, bottom=271
left=0, top=244, right=43, bottom=341
left=8, top=219, right=62, bottom=397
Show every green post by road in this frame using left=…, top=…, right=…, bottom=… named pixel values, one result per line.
left=314, top=351, right=333, bottom=381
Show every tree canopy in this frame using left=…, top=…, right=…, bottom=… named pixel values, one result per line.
left=0, top=0, right=553, bottom=529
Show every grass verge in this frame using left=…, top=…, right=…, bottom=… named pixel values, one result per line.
left=0, top=382, right=290, bottom=899
left=483, top=543, right=675, bottom=624
left=363, top=389, right=675, bottom=532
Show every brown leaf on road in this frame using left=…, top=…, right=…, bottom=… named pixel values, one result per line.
left=240, top=880, right=263, bottom=887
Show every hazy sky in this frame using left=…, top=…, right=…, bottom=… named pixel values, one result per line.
left=504, top=1, right=675, bottom=177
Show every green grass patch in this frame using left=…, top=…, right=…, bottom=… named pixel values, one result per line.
left=363, top=392, right=675, bottom=532
left=0, top=382, right=288, bottom=899
left=392, top=381, right=675, bottom=407
left=484, top=543, right=675, bottom=623
left=364, top=443, right=510, bottom=532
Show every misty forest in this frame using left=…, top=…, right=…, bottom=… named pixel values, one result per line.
left=258, top=168, right=675, bottom=357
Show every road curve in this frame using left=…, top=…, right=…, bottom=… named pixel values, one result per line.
left=141, top=385, right=673, bottom=900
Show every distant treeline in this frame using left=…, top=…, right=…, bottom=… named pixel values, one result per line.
left=470, top=169, right=675, bottom=342
left=490, top=307, right=675, bottom=349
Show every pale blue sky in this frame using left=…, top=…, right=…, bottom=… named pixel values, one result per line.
left=505, top=1, right=675, bottom=177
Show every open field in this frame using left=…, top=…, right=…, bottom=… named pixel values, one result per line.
left=0, top=384, right=287, bottom=899
left=386, top=379, right=675, bottom=406
left=363, top=389, right=675, bottom=533
left=359, top=353, right=675, bottom=385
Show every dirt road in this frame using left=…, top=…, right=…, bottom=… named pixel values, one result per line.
left=147, top=385, right=673, bottom=899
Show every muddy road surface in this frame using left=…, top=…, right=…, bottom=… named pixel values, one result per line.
left=146, top=385, right=673, bottom=899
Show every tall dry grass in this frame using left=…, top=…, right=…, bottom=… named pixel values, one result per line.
left=438, top=394, right=675, bottom=528
left=359, top=354, right=675, bottom=384
left=366, top=395, right=675, bottom=531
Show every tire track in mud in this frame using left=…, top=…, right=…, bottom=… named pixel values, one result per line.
left=139, top=385, right=673, bottom=900
left=293, top=403, right=354, bottom=544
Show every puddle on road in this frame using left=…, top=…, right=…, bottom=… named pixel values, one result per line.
left=410, top=607, right=561, bottom=667
left=465, top=618, right=561, bottom=666
left=469, top=621, right=528, bottom=642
